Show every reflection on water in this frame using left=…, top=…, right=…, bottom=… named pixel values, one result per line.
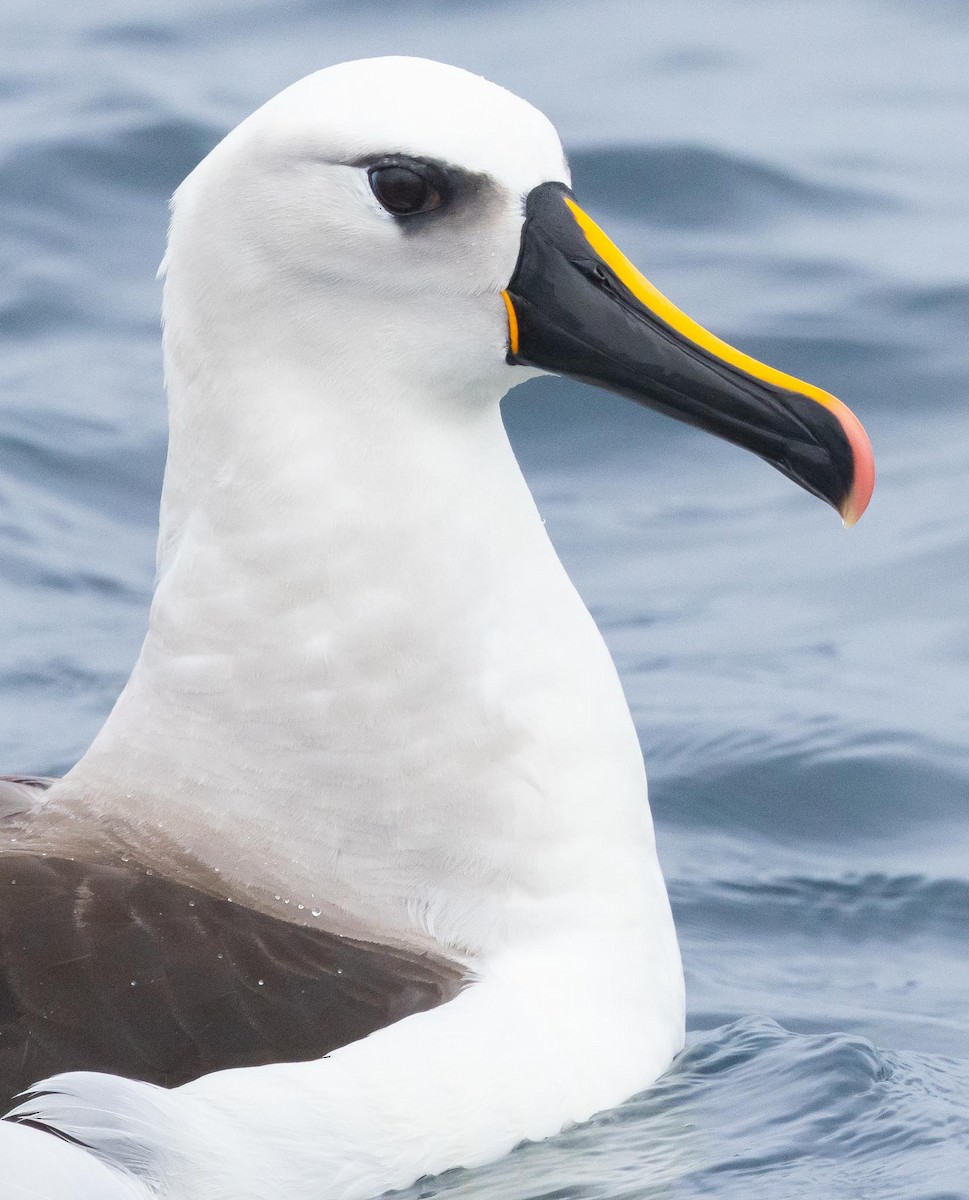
left=1, top=0, right=968, bottom=1194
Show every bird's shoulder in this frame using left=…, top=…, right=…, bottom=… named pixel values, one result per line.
left=0, top=778, right=466, bottom=1103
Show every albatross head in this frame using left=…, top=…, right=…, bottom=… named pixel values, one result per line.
left=162, top=55, right=873, bottom=532
left=162, top=58, right=561, bottom=413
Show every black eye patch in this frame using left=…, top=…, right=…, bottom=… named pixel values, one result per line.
left=367, top=157, right=448, bottom=216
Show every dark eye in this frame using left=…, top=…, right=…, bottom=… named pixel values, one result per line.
left=368, top=164, right=444, bottom=216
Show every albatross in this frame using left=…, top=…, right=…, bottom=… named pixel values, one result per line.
left=0, top=56, right=874, bottom=1199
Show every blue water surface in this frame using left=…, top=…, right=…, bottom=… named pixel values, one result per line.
left=1, top=1, right=967, bottom=1196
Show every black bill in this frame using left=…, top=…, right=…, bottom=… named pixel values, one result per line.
left=501, top=182, right=874, bottom=525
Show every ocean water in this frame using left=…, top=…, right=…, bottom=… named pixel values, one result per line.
left=1, top=0, right=968, bottom=1196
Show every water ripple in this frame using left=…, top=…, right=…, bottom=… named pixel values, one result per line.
left=569, top=143, right=892, bottom=230
left=400, top=1020, right=969, bottom=1199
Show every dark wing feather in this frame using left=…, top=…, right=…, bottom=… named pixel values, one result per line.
left=0, top=775, right=55, bottom=820
left=0, top=819, right=464, bottom=1102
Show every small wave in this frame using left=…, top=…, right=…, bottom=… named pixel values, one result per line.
left=653, top=749, right=969, bottom=845
left=0, top=419, right=165, bottom=526
left=568, top=143, right=891, bottom=230
left=0, top=277, right=100, bottom=340
left=673, top=1015, right=891, bottom=1092
left=84, top=20, right=184, bottom=48
left=670, top=871, right=969, bottom=942
left=396, top=1018, right=969, bottom=1199
left=883, top=283, right=969, bottom=321
left=0, top=112, right=222, bottom=210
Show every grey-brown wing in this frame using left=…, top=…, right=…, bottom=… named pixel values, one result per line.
left=0, top=843, right=464, bottom=1104
left=0, top=775, right=55, bottom=821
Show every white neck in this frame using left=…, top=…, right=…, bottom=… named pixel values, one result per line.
left=54, top=250, right=672, bottom=970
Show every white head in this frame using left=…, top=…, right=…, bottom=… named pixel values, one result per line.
left=162, top=57, right=568, bottom=414
left=157, top=53, right=870, bottom=568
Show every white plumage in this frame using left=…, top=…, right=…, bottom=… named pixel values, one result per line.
left=1, top=58, right=684, bottom=1198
